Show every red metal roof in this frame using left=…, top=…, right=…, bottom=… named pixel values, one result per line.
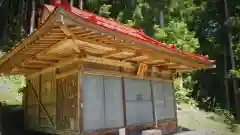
left=42, top=2, right=215, bottom=64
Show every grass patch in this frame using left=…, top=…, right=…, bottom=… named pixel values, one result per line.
left=0, top=75, right=25, bottom=105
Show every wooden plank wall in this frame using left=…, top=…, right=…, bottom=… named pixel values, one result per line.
left=25, top=75, right=40, bottom=130
left=56, top=73, right=79, bottom=131
left=40, top=70, right=56, bottom=129
left=25, top=66, right=80, bottom=134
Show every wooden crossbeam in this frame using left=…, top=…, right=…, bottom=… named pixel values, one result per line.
left=27, top=53, right=85, bottom=77
left=27, top=60, right=55, bottom=65
left=60, top=24, right=74, bottom=36
left=82, top=68, right=172, bottom=82
left=36, top=54, right=64, bottom=60
left=77, top=36, right=117, bottom=49
left=122, top=52, right=145, bottom=62
left=22, top=64, right=46, bottom=68
left=168, top=65, right=188, bottom=69
left=28, top=53, right=135, bottom=77
left=56, top=68, right=79, bottom=79
left=82, top=55, right=135, bottom=69
left=154, top=62, right=177, bottom=66
left=11, top=67, right=39, bottom=74
left=101, top=49, right=122, bottom=58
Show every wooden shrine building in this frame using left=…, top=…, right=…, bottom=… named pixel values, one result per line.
left=0, top=1, right=215, bottom=135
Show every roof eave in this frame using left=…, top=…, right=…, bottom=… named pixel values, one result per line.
left=0, top=8, right=60, bottom=69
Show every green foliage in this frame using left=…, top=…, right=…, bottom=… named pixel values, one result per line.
left=98, top=4, right=112, bottom=18
left=154, top=21, right=199, bottom=53
left=0, top=76, right=25, bottom=91
left=174, top=78, right=198, bottom=107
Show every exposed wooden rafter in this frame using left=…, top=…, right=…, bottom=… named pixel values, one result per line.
left=36, top=54, right=64, bottom=60
left=27, top=60, right=55, bottom=65
left=101, top=49, right=122, bottom=58
left=122, top=52, right=147, bottom=62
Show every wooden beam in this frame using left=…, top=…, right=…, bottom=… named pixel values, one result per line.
left=101, top=49, right=122, bottom=58
left=28, top=52, right=136, bottom=77
left=59, top=25, right=112, bottom=49
left=27, top=60, right=55, bottom=65
left=22, top=64, right=46, bottom=68
left=71, top=36, right=81, bottom=53
left=59, top=25, right=125, bottom=56
left=122, top=52, right=144, bottom=62
left=82, top=68, right=172, bottom=82
left=60, top=25, right=84, bottom=53
left=38, top=38, right=69, bottom=54
left=60, top=24, right=74, bottom=36
left=36, top=54, right=64, bottom=60
left=21, top=39, right=69, bottom=70
left=34, top=40, right=57, bottom=44
left=27, top=53, right=85, bottom=77
left=82, top=55, right=135, bottom=69
left=56, top=68, right=79, bottom=79
left=60, top=25, right=116, bottom=53
left=167, top=65, right=188, bottom=69
left=154, top=62, right=179, bottom=67
left=76, top=36, right=117, bottom=50
left=11, top=67, right=39, bottom=73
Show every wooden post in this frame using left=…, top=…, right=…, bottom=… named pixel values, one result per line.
left=121, top=76, right=127, bottom=135
left=171, top=81, right=178, bottom=132
left=150, top=81, right=157, bottom=128
left=0, top=102, right=2, bottom=133
left=79, top=70, right=84, bottom=133
left=38, top=75, right=41, bottom=128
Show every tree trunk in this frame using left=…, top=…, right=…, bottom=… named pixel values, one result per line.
left=30, top=0, right=36, bottom=34
left=224, top=40, right=230, bottom=110
left=70, top=0, right=74, bottom=6
left=159, top=10, right=164, bottom=27
left=223, top=0, right=240, bottom=121
left=179, top=75, right=183, bottom=90
left=79, top=0, right=83, bottom=9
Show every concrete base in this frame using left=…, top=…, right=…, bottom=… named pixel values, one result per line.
left=142, top=129, right=162, bottom=135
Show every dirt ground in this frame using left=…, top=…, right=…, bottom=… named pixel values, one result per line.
left=176, top=103, right=240, bottom=135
